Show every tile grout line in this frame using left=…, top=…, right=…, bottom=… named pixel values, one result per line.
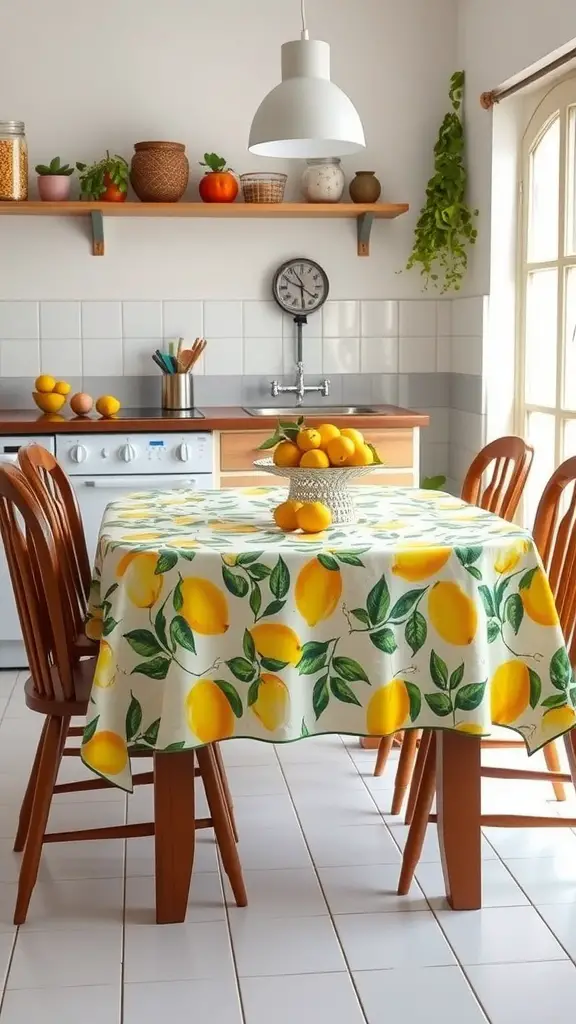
left=212, top=774, right=248, bottom=1024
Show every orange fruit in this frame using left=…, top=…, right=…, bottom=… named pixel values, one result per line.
left=299, top=449, right=330, bottom=469
left=317, top=423, right=341, bottom=449
left=273, top=441, right=301, bottom=468
left=273, top=500, right=303, bottom=531
left=326, top=435, right=355, bottom=465
left=296, top=428, right=322, bottom=452
left=296, top=501, right=332, bottom=533
left=346, top=443, right=374, bottom=466
left=340, top=427, right=365, bottom=448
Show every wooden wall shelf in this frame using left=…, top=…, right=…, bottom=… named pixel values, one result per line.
left=0, top=200, right=409, bottom=257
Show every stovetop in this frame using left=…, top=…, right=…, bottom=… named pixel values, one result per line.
left=112, top=407, right=205, bottom=419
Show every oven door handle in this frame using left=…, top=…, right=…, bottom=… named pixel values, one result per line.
left=78, top=476, right=198, bottom=489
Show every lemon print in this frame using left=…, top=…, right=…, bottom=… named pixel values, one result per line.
left=366, top=679, right=410, bottom=735
left=252, top=674, right=290, bottom=731
left=222, top=555, right=238, bottom=566
left=250, top=623, right=302, bottom=665
left=93, top=641, right=116, bottom=688
left=542, top=705, right=576, bottom=738
left=83, top=730, right=128, bottom=775
left=372, top=520, right=406, bottom=531
left=297, top=532, right=329, bottom=542
left=118, top=509, right=154, bottom=519
left=494, top=540, right=530, bottom=575
left=490, top=661, right=530, bottom=724
left=428, top=581, right=478, bottom=646
left=392, top=543, right=451, bottom=582
left=455, top=722, right=486, bottom=735
left=117, top=551, right=163, bottom=609
left=186, top=679, right=234, bottom=743
left=295, top=559, right=342, bottom=627
left=120, top=532, right=162, bottom=541
left=208, top=521, right=259, bottom=534
left=241, top=487, right=273, bottom=495
left=520, top=568, right=559, bottom=626
left=85, top=615, right=103, bottom=641
left=172, top=516, right=201, bottom=526
left=166, top=538, right=199, bottom=549
left=180, top=578, right=229, bottom=635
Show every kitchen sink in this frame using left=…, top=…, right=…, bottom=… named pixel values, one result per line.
left=243, top=406, right=389, bottom=417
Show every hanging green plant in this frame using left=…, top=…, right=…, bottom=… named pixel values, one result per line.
left=406, top=71, right=478, bottom=292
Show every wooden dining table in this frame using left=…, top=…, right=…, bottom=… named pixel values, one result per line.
left=81, top=484, right=575, bottom=920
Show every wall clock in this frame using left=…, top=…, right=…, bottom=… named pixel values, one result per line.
left=272, top=258, right=329, bottom=318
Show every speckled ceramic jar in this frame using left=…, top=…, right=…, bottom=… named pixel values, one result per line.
left=301, top=157, right=345, bottom=203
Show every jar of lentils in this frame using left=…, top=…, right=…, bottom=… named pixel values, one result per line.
left=0, top=121, right=28, bottom=201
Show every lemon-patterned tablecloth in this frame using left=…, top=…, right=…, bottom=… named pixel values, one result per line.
left=81, top=485, right=576, bottom=791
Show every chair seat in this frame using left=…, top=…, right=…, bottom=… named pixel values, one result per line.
left=73, top=633, right=99, bottom=658
left=24, top=658, right=95, bottom=716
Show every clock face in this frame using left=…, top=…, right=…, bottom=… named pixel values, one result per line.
left=272, top=258, right=329, bottom=316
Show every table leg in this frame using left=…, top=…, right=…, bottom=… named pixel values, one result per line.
left=436, top=731, right=482, bottom=910
left=154, top=749, right=196, bottom=924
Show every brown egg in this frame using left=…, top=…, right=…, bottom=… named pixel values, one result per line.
left=70, top=392, right=94, bottom=416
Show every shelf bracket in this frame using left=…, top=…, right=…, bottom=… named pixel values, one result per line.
left=90, top=210, right=104, bottom=256
left=357, top=212, right=374, bottom=257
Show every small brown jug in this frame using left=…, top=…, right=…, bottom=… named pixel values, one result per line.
left=349, top=170, right=381, bottom=204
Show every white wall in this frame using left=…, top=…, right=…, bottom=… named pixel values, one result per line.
left=0, top=0, right=457, bottom=300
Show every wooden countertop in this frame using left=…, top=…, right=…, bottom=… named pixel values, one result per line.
left=0, top=406, right=429, bottom=435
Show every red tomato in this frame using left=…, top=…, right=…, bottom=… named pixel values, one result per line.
left=199, top=171, right=238, bottom=203
left=102, top=173, right=127, bottom=203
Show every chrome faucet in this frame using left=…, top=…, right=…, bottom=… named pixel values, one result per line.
left=270, top=314, right=330, bottom=407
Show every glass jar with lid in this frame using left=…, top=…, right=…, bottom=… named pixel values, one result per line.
left=301, top=157, right=345, bottom=203
left=0, top=121, right=28, bottom=201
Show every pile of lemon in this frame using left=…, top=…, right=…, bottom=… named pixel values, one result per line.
left=33, top=374, right=72, bottom=413
left=273, top=423, right=376, bottom=470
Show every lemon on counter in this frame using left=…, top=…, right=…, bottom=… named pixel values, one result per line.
left=32, top=392, right=66, bottom=413
left=35, top=374, right=56, bottom=393
left=53, top=380, right=71, bottom=396
left=95, top=395, right=121, bottom=417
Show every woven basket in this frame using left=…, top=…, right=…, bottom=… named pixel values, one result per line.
left=254, top=458, right=381, bottom=525
left=240, top=173, right=287, bottom=203
left=130, top=141, right=189, bottom=203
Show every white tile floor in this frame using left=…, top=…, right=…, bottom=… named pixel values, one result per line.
left=1, top=669, right=576, bottom=1022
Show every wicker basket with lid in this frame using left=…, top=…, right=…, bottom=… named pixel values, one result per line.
left=130, top=141, right=189, bottom=202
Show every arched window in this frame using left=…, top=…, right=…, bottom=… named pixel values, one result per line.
left=519, top=78, right=576, bottom=522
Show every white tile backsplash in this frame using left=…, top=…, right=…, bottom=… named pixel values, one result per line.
left=451, top=296, right=485, bottom=337
left=244, top=337, right=283, bottom=376
left=162, top=301, right=203, bottom=341
left=451, top=336, right=483, bottom=376
left=204, top=301, right=243, bottom=339
left=122, top=301, right=162, bottom=339
left=0, top=302, right=39, bottom=340
left=360, top=337, right=398, bottom=374
left=243, top=302, right=282, bottom=338
left=82, top=338, right=124, bottom=377
left=283, top=336, right=322, bottom=375
left=323, top=337, right=360, bottom=374
left=204, top=338, right=243, bottom=376
left=436, top=300, right=452, bottom=337
left=399, top=300, right=437, bottom=337
left=123, top=338, right=163, bottom=376
left=360, top=300, right=398, bottom=338
left=40, top=338, right=82, bottom=376
left=283, top=310, right=322, bottom=337
left=81, top=301, right=122, bottom=340
left=40, top=301, right=80, bottom=340
left=399, top=337, right=437, bottom=373
left=323, top=301, right=360, bottom=338
left=436, top=335, right=451, bottom=373
left=0, top=339, right=40, bottom=377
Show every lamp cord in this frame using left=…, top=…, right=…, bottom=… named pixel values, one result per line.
left=300, top=0, right=309, bottom=39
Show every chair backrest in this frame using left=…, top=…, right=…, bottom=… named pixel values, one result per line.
left=18, top=444, right=91, bottom=630
left=461, top=436, right=534, bottom=520
left=0, top=463, right=75, bottom=701
left=532, top=456, right=576, bottom=661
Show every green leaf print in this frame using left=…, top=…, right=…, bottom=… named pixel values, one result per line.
left=351, top=608, right=370, bottom=626
left=519, top=566, right=539, bottom=590
left=237, top=551, right=265, bottom=565
left=83, top=715, right=100, bottom=744
left=142, top=718, right=161, bottom=746
left=405, top=611, right=427, bottom=656
left=247, top=678, right=261, bottom=706
left=455, top=546, right=482, bottom=566
left=164, top=740, right=187, bottom=751
left=449, top=664, right=465, bottom=690
left=214, top=679, right=243, bottom=718
left=155, top=601, right=169, bottom=650
left=102, top=616, right=120, bottom=636
left=336, top=552, right=366, bottom=567
left=126, top=693, right=143, bottom=741
left=465, top=566, right=482, bottom=581
left=247, top=562, right=272, bottom=581
left=222, top=565, right=249, bottom=598
left=260, top=599, right=287, bottom=619
left=226, top=657, right=257, bottom=683
left=495, top=576, right=513, bottom=614
left=541, top=693, right=568, bottom=709
left=430, top=650, right=448, bottom=690
left=124, top=629, right=163, bottom=658
left=550, top=648, right=571, bottom=690
left=260, top=656, right=289, bottom=672
left=250, top=584, right=262, bottom=618
left=170, top=615, right=196, bottom=654
left=298, top=641, right=329, bottom=675
left=332, top=657, right=370, bottom=683
left=270, top=556, right=290, bottom=599
left=317, top=553, right=340, bottom=572
left=243, top=628, right=256, bottom=662
left=104, top=582, right=118, bottom=600
left=366, top=576, right=390, bottom=626
left=370, top=628, right=397, bottom=654
left=487, top=620, right=501, bottom=643
left=155, top=549, right=179, bottom=575
left=313, top=674, right=330, bottom=719
left=132, top=656, right=171, bottom=680
left=569, top=686, right=576, bottom=707
left=389, top=589, right=425, bottom=622
left=425, top=691, right=453, bottom=717
left=330, top=677, right=362, bottom=706
left=504, top=594, right=524, bottom=635
left=405, top=681, right=422, bottom=721
left=301, top=718, right=310, bottom=737
left=478, top=585, right=496, bottom=618
left=454, top=682, right=486, bottom=712
left=529, top=668, right=542, bottom=709
left=173, top=579, right=184, bottom=612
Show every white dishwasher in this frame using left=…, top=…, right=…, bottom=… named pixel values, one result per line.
left=0, top=431, right=213, bottom=667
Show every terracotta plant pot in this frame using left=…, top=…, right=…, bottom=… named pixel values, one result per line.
left=130, top=141, right=189, bottom=203
left=37, top=175, right=71, bottom=201
left=349, top=170, right=382, bottom=204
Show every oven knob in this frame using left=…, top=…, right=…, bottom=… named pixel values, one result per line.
left=176, top=442, right=190, bottom=463
left=118, top=443, right=137, bottom=463
left=69, top=443, right=88, bottom=464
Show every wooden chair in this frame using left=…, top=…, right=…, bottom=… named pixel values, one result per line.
left=0, top=463, right=246, bottom=924
left=374, top=436, right=536, bottom=811
left=397, top=455, right=576, bottom=897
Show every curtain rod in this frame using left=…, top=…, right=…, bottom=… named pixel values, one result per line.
left=480, top=44, right=576, bottom=110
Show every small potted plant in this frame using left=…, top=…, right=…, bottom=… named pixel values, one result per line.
left=76, top=152, right=129, bottom=202
left=198, top=152, right=238, bottom=203
left=35, top=157, right=74, bottom=201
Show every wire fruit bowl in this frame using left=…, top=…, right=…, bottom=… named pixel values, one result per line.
left=254, top=458, right=380, bottom=524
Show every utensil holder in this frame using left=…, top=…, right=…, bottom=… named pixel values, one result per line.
left=162, top=373, right=193, bottom=411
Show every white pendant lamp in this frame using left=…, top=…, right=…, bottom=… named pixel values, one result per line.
left=248, top=0, right=366, bottom=159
